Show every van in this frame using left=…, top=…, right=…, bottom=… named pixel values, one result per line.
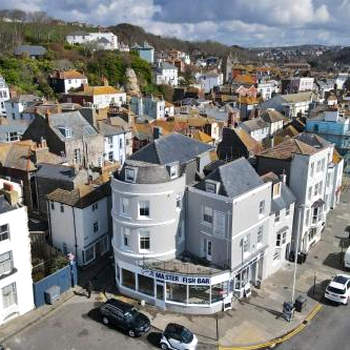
left=344, top=246, right=350, bottom=269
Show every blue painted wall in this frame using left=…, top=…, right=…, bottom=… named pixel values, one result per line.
left=33, top=263, right=77, bottom=307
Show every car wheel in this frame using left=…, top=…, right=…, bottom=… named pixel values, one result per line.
left=102, top=316, right=109, bottom=325
left=128, top=330, right=135, bottom=337
left=160, top=343, right=169, bottom=350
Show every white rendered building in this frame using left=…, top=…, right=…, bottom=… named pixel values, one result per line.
left=0, top=76, right=10, bottom=117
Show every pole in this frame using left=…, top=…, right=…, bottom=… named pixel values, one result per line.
left=291, top=204, right=303, bottom=305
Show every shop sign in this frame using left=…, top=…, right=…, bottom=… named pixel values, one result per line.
left=141, top=269, right=211, bottom=285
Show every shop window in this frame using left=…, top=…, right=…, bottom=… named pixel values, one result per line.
left=166, top=283, right=187, bottom=303
left=188, top=285, right=210, bottom=305
left=211, top=282, right=228, bottom=303
left=122, top=269, right=135, bottom=290
left=138, top=275, right=154, bottom=296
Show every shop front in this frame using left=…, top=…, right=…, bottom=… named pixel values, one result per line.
left=116, top=261, right=232, bottom=314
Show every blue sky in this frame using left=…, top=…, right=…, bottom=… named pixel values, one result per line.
left=0, top=0, right=349, bottom=47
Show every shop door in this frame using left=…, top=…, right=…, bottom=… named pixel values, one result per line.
left=156, top=282, right=165, bottom=307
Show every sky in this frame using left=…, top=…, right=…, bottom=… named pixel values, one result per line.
left=0, top=0, right=350, bottom=47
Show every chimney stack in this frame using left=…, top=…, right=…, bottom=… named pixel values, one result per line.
left=1, top=184, right=19, bottom=207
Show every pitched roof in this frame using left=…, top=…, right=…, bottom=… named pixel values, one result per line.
left=36, top=163, right=81, bottom=181
left=14, top=45, right=47, bottom=56
left=281, top=92, right=313, bottom=104
left=130, top=133, right=214, bottom=165
left=72, top=85, right=121, bottom=96
left=47, top=111, right=98, bottom=141
left=199, top=157, right=264, bottom=198
left=51, top=70, right=86, bottom=80
left=47, top=181, right=110, bottom=208
left=97, top=121, right=123, bottom=136
left=261, top=109, right=288, bottom=123
left=333, top=149, right=342, bottom=164
left=234, top=128, right=264, bottom=153
left=241, top=118, right=269, bottom=132
left=294, top=132, right=330, bottom=149
left=191, top=130, right=213, bottom=144
left=258, top=138, right=318, bottom=160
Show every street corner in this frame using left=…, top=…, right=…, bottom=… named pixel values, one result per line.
left=218, top=303, right=323, bottom=350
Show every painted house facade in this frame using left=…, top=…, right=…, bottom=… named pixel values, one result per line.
left=0, top=184, right=34, bottom=325
left=0, top=76, right=10, bottom=117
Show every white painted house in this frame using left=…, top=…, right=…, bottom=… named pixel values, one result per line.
left=154, top=62, right=178, bottom=87
left=47, top=182, right=111, bottom=266
left=130, top=95, right=166, bottom=120
left=49, top=70, right=88, bottom=94
left=0, top=183, right=34, bottom=325
left=0, top=76, right=10, bottom=117
left=66, top=31, right=118, bottom=50
left=196, top=72, right=224, bottom=93
left=4, top=95, right=43, bottom=120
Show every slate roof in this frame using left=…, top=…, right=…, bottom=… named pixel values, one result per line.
left=258, top=138, right=318, bottom=160
left=47, top=111, right=98, bottom=141
left=261, top=109, right=288, bottom=123
left=197, top=157, right=264, bottom=198
left=261, top=172, right=296, bottom=213
left=0, top=120, right=31, bottom=142
left=47, top=181, right=110, bottom=208
left=97, top=121, right=123, bottom=137
left=294, top=132, right=331, bottom=149
left=155, top=62, right=177, bottom=72
left=130, top=133, right=214, bottom=165
left=14, top=45, right=47, bottom=56
left=36, top=163, right=78, bottom=181
left=241, top=118, right=269, bottom=132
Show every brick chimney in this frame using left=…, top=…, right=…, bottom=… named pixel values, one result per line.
left=1, top=185, right=19, bottom=207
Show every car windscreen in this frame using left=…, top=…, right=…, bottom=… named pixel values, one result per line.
left=327, top=286, right=346, bottom=294
left=181, top=328, right=194, bottom=344
left=124, top=308, right=138, bottom=320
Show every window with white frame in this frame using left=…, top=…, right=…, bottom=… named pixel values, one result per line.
left=203, top=206, right=213, bottom=224
left=273, top=248, right=281, bottom=261
left=259, top=200, right=265, bottom=215
left=176, top=194, right=182, bottom=209
left=169, top=165, right=178, bottom=179
left=93, top=222, right=99, bottom=233
left=276, top=230, right=287, bottom=247
left=139, top=231, right=150, bottom=251
left=120, top=197, right=129, bottom=216
left=84, top=246, right=94, bottom=263
left=2, top=282, right=17, bottom=308
left=273, top=183, right=281, bottom=198
left=139, top=200, right=150, bottom=217
left=0, top=224, right=9, bottom=241
left=257, top=226, right=263, bottom=244
left=125, top=168, right=136, bottom=183
left=74, top=148, right=81, bottom=163
left=0, top=251, right=13, bottom=276
left=122, top=227, right=130, bottom=248
left=205, top=181, right=217, bottom=194
left=275, top=211, right=280, bottom=222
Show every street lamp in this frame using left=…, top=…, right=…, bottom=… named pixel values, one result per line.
left=291, top=204, right=305, bottom=305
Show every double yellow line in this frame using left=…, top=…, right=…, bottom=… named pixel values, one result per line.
left=219, top=304, right=322, bottom=350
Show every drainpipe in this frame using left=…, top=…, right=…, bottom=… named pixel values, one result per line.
left=72, top=206, right=79, bottom=261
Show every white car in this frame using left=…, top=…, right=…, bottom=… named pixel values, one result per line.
left=324, top=274, right=350, bottom=305
left=160, top=323, right=198, bottom=350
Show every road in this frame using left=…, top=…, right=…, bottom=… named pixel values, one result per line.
left=3, top=297, right=161, bottom=350
left=278, top=301, right=350, bottom=350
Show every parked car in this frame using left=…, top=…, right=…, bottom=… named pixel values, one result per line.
left=99, top=299, right=151, bottom=337
left=324, top=274, right=350, bottom=304
left=160, top=323, right=198, bottom=350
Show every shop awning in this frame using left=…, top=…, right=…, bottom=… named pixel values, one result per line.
left=311, top=198, right=325, bottom=208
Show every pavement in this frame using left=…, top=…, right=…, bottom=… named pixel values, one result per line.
left=1, top=182, right=350, bottom=349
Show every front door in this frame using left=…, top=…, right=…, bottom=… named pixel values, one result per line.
left=156, top=282, right=165, bottom=308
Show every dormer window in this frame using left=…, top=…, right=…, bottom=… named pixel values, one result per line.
left=58, top=126, right=72, bottom=138
left=273, top=182, right=281, bottom=198
left=205, top=180, right=219, bottom=194
left=167, top=162, right=179, bottom=179
left=125, top=167, right=136, bottom=183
